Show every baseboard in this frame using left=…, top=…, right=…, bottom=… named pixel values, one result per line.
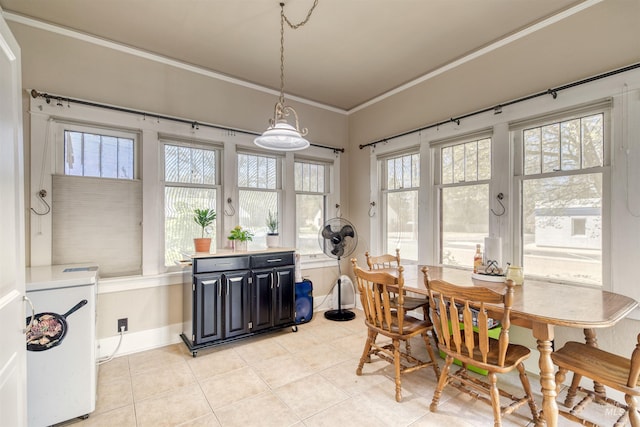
left=97, top=323, right=183, bottom=359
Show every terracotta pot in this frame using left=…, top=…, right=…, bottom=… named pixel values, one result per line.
left=266, top=234, right=279, bottom=248
left=194, top=237, right=211, bottom=253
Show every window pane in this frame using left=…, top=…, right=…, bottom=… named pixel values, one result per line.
left=65, top=131, right=83, bottom=176
left=524, top=128, right=541, bottom=175
left=385, top=190, right=418, bottom=261
left=441, top=146, right=453, bottom=184
left=101, top=136, right=118, bottom=178
left=177, top=146, right=191, bottom=183
left=453, top=144, right=465, bottom=183
left=411, top=154, right=419, bottom=187
left=477, top=138, right=491, bottom=180
left=118, top=138, right=134, bottom=179
left=541, top=123, right=560, bottom=173
left=465, top=141, right=478, bottom=182
left=83, top=133, right=101, bottom=177
left=561, top=119, right=580, bottom=171
left=239, top=190, right=277, bottom=250
left=441, top=185, right=489, bottom=268
left=522, top=173, right=601, bottom=285
left=164, top=186, right=216, bottom=266
left=238, top=154, right=277, bottom=190
left=202, top=149, right=216, bottom=185
left=64, top=130, right=134, bottom=180
left=582, top=114, right=604, bottom=168
left=296, top=194, right=324, bottom=255
left=191, top=148, right=204, bottom=184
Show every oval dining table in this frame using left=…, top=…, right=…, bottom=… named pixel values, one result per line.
left=386, top=264, right=638, bottom=427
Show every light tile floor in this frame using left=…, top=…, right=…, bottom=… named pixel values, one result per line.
left=59, top=310, right=627, bottom=427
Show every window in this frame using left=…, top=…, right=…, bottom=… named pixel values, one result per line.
left=164, top=143, right=219, bottom=266
left=64, top=130, right=134, bottom=179
left=438, top=137, right=491, bottom=268
left=53, top=124, right=141, bottom=277
left=295, top=160, right=329, bottom=255
left=518, top=112, right=605, bottom=285
left=238, top=153, right=279, bottom=249
left=381, top=152, right=419, bottom=261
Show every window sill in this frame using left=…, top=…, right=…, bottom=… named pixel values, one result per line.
left=98, top=271, right=184, bottom=294
left=98, top=258, right=335, bottom=293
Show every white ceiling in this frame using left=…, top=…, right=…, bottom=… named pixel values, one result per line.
left=0, top=0, right=590, bottom=111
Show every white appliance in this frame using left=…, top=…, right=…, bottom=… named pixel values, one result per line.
left=25, top=264, right=98, bottom=427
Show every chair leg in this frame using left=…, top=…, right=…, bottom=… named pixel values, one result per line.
left=565, top=372, right=583, bottom=407
left=357, top=329, right=376, bottom=375
left=488, top=372, right=502, bottom=427
left=626, top=394, right=640, bottom=427
left=431, top=356, right=453, bottom=412
left=421, top=331, right=441, bottom=378
left=393, top=339, right=402, bottom=402
left=517, top=363, right=540, bottom=422
left=554, top=366, right=568, bottom=396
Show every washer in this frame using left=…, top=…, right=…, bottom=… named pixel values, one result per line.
left=25, top=264, right=98, bottom=427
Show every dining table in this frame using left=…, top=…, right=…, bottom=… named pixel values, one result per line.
left=391, top=264, right=638, bottom=427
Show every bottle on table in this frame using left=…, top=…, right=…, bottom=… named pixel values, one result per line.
left=473, top=244, right=483, bottom=274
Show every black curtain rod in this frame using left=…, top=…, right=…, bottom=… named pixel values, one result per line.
left=359, top=62, right=640, bottom=150
left=29, top=89, right=344, bottom=154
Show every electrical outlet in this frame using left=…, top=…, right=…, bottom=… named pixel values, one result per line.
left=117, top=318, right=128, bottom=332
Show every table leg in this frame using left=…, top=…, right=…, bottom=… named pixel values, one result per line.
left=583, top=328, right=606, bottom=396
left=533, top=322, right=558, bottom=427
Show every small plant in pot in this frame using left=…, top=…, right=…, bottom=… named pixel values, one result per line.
left=193, top=208, right=216, bottom=253
left=266, top=210, right=279, bottom=248
left=227, top=225, right=254, bottom=251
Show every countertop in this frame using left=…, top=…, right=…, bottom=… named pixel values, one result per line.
left=26, top=264, right=99, bottom=292
left=184, top=247, right=296, bottom=259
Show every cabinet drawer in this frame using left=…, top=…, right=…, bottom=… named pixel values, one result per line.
left=250, top=252, right=295, bottom=269
left=193, top=256, right=250, bottom=273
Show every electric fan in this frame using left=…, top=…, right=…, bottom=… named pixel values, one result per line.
left=318, top=217, right=358, bottom=321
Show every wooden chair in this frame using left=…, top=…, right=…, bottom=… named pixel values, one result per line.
left=551, top=333, right=640, bottom=426
left=423, top=269, right=539, bottom=426
left=351, top=259, right=440, bottom=402
left=365, top=249, right=430, bottom=317
left=365, top=248, right=401, bottom=270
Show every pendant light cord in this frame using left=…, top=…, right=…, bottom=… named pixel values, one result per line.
left=278, top=0, right=320, bottom=106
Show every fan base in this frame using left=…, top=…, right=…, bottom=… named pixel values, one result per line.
left=324, top=309, right=355, bottom=322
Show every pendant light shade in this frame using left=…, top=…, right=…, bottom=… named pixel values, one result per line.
left=254, top=1, right=318, bottom=151
left=254, top=120, right=310, bottom=151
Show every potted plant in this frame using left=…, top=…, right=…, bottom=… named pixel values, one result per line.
left=227, top=225, right=254, bottom=251
left=193, top=208, right=216, bottom=253
left=265, top=210, right=279, bottom=248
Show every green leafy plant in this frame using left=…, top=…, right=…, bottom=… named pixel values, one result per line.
left=228, top=225, right=254, bottom=242
left=193, top=208, right=217, bottom=238
left=266, top=211, right=278, bottom=235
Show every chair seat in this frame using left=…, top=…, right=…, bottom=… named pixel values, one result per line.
left=396, top=295, right=429, bottom=311
left=440, top=334, right=531, bottom=373
left=552, top=341, right=640, bottom=396
left=371, top=314, right=431, bottom=336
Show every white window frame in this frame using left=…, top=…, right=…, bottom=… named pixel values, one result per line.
left=378, top=148, right=421, bottom=262
left=161, top=137, right=222, bottom=268
left=432, top=132, right=493, bottom=269
left=510, top=104, right=611, bottom=287
left=294, top=158, right=331, bottom=257
left=53, top=121, right=139, bottom=178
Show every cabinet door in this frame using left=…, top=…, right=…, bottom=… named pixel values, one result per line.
left=195, top=274, right=223, bottom=344
left=224, top=270, right=251, bottom=338
left=273, top=266, right=295, bottom=326
left=251, top=269, right=274, bottom=332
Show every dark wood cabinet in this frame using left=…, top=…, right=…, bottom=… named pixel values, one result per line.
left=181, top=250, right=296, bottom=356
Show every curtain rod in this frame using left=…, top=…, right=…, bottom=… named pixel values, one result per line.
left=29, top=89, right=344, bottom=154
left=359, top=62, right=640, bottom=150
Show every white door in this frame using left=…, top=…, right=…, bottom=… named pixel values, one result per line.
left=0, top=10, right=26, bottom=427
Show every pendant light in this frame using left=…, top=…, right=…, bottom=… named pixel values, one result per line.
left=254, top=1, right=318, bottom=151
